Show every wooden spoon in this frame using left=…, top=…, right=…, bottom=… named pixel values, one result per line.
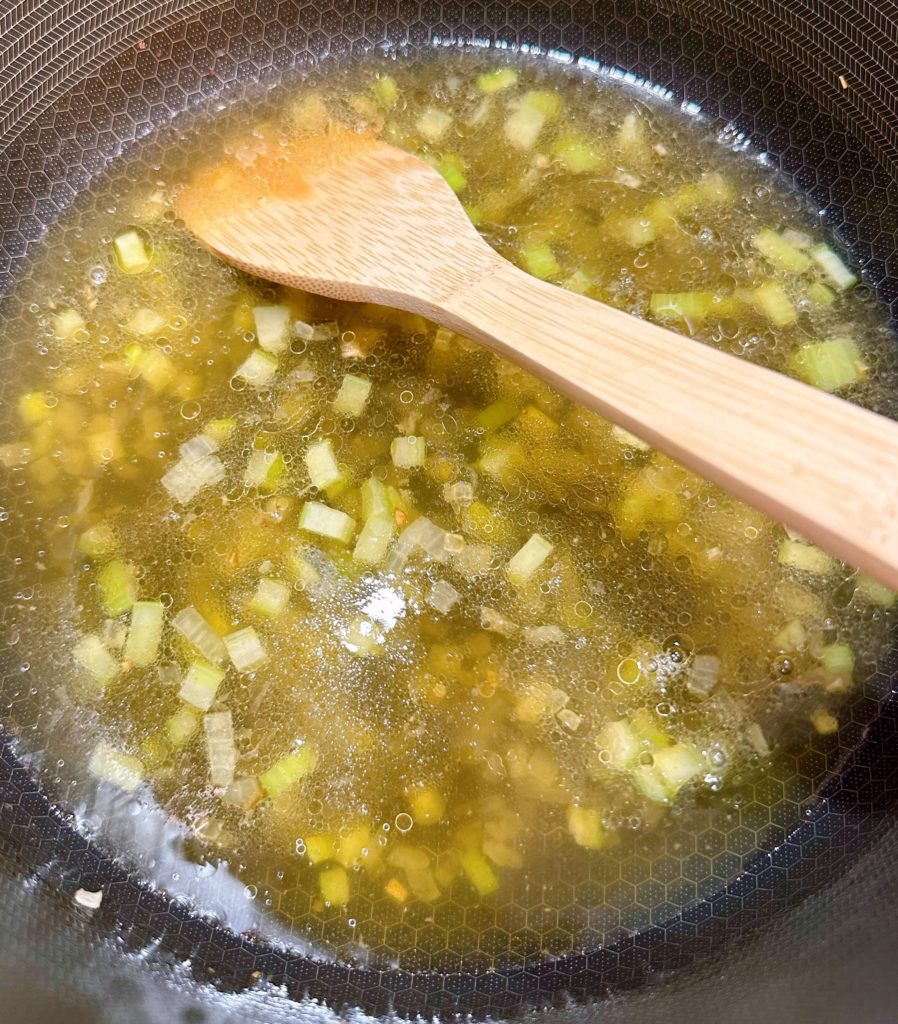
left=179, top=127, right=898, bottom=588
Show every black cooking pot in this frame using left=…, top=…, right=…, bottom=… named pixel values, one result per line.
left=2, top=2, right=898, bottom=1022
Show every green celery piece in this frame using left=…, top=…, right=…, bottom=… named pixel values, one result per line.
left=476, top=396, right=522, bottom=431
left=649, top=292, right=715, bottom=320
left=789, top=337, right=867, bottom=392
left=260, top=745, right=319, bottom=797
left=373, top=74, right=399, bottom=107
left=521, top=243, right=561, bottom=280
left=436, top=154, right=468, bottom=193
left=476, top=67, right=519, bottom=93
left=751, top=228, right=812, bottom=274
left=99, top=560, right=137, bottom=617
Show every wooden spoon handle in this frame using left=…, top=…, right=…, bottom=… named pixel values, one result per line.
left=442, top=256, right=898, bottom=588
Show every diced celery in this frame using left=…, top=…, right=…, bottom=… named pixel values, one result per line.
left=476, top=396, right=522, bottom=431
left=777, top=538, right=836, bottom=576
left=332, top=373, right=372, bottom=418
left=649, top=291, right=715, bottom=320
left=417, top=107, right=452, bottom=142
left=568, top=806, right=609, bottom=850
left=653, top=742, right=704, bottom=796
left=686, top=653, right=720, bottom=699
left=74, top=635, right=119, bottom=689
left=123, top=601, right=164, bottom=667
left=427, top=579, right=460, bottom=614
left=353, top=513, right=395, bottom=565
left=806, top=281, right=836, bottom=306
left=223, top=626, right=267, bottom=673
left=179, top=659, right=225, bottom=711
left=305, top=439, right=344, bottom=491
left=223, top=776, right=264, bottom=810
left=172, top=606, right=228, bottom=664
left=204, top=710, right=236, bottom=787
left=630, top=765, right=672, bottom=805
left=521, top=242, right=561, bottom=280
left=88, top=742, right=144, bottom=792
left=373, top=74, right=399, bottom=107
left=819, top=642, right=854, bottom=682
left=789, top=337, right=867, bottom=392
left=551, top=133, right=604, bottom=173
left=112, top=228, right=152, bottom=274
left=98, top=560, right=137, bottom=617
left=234, top=348, right=278, bottom=388
left=244, top=449, right=285, bottom=491
left=260, top=745, right=318, bottom=797
left=299, top=500, right=356, bottom=544
left=78, top=523, right=117, bottom=559
left=247, top=578, right=289, bottom=619
left=596, top=719, right=640, bottom=771
left=774, top=619, right=807, bottom=652
left=305, top=833, right=337, bottom=864
left=458, top=849, right=499, bottom=896
left=563, top=269, right=592, bottom=294
left=286, top=545, right=323, bottom=591
left=319, top=864, right=350, bottom=906
left=360, top=476, right=392, bottom=521
left=252, top=305, right=292, bottom=354
left=810, top=244, right=857, bottom=290
left=343, top=615, right=385, bottom=655
left=476, top=67, right=519, bottom=93
left=125, top=307, right=165, bottom=337
left=751, top=282, right=797, bottom=326
left=506, top=533, right=554, bottom=586
left=203, top=417, right=237, bottom=445
left=391, top=435, right=426, bottom=468
left=162, top=448, right=225, bottom=504
left=854, top=573, right=896, bottom=607
left=751, top=228, right=812, bottom=273
left=437, top=153, right=468, bottom=193
left=504, top=90, right=560, bottom=150
left=166, top=706, right=200, bottom=748
left=336, top=826, right=372, bottom=869
left=53, top=308, right=87, bottom=341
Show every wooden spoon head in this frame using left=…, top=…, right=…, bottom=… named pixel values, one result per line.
left=177, top=126, right=497, bottom=312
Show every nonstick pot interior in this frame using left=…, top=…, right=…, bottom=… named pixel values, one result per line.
left=2, top=1, right=898, bottom=1021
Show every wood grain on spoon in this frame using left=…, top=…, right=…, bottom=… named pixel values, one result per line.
left=178, top=125, right=898, bottom=589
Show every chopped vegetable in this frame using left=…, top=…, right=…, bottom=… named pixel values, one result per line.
left=506, top=533, right=554, bottom=585
left=751, top=228, right=811, bottom=273
left=78, top=523, right=117, bottom=559
left=417, top=107, right=452, bottom=142
left=299, top=500, right=356, bottom=544
left=179, top=660, right=226, bottom=711
left=650, top=292, right=715, bottom=320
left=125, top=307, right=165, bottom=337
left=319, top=864, right=350, bottom=905
left=260, top=745, right=318, bottom=798
left=172, top=606, right=228, bottom=664
left=204, top=710, right=237, bottom=787
left=223, top=776, right=264, bottom=810
left=568, top=806, right=609, bottom=850
left=53, top=308, right=86, bottom=341
left=854, top=573, right=896, bottom=607
left=810, top=244, right=857, bottom=290
left=113, top=228, right=152, bottom=274
left=332, top=373, right=372, bottom=417
left=305, top=439, right=345, bottom=491
left=789, top=337, right=867, bottom=392
left=686, top=654, right=720, bottom=699
left=252, top=305, right=292, bottom=353
left=244, top=449, right=285, bottom=491
left=234, top=349, right=278, bottom=388
left=88, top=742, right=144, bottom=792
left=521, top=243, right=561, bottom=280
left=74, top=635, right=119, bottom=688
left=249, top=577, right=291, bottom=618
left=98, top=560, right=137, bottom=617
left=373, top=74, right=399, bottom=107
left=223, top=626, right=267, bottom=672
left=750, top=282, right=797, bottom=326
left=476, top=67, right=518, bottom=92
left=427, top=579, right=461, bottom=614
left=123, top=601, right=164, bottom=667
left=353, top=513, right=396, bottom=565
left=777, top=538, right=836, bottom=576
left=391, top=435, right=426, bottom=468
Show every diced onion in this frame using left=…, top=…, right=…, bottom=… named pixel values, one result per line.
left=481, top=606, right=518, bottom=637
left=234, top=348, right=278, bottom=388
left=252, top=304, right=291, bottom=353
left=223, top=776, right=264, bottom=810
left=391, top=435, right=426, bottom=468
left=162, top=452, right=225, bottom=504
left=522, top=625, right=565, bottom=645
left=686, top=653, right=720, bottom=698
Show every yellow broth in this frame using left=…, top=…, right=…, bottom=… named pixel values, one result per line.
left=1, top=51, right=896, bottom=968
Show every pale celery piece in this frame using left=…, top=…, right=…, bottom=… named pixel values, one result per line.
left=299, top=500, right=356, bottom=544
left=179, top=659, right=226, bottom=711
left=88, top=742, right=144, bottom=792
left=124, top=601, right=164, bottom=667
left=74, top=635, right=120, bottom=688
left=223, top=626, right=267, bottom=672
left=332, top=373, right=372, bottom=417
left=6, top=53, right=893, bottom=944
left=507, top=533, right=554, bottom=585
left=391, top=435, right=426, bottom=468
